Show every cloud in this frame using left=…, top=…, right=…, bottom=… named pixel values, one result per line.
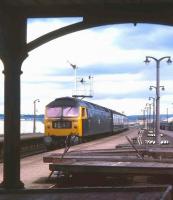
left=46, top=63, right=145, bottom=76
left=1, top=20, right=173, bottom=115
left=89, top=97, right=149, bottom=115
left=114, top=24, right=173, bottom=50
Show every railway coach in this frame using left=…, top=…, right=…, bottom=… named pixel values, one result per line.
left=44, top=97, right=128, bottom=148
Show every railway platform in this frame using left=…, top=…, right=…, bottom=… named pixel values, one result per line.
left=0, top=128, right=137, bottom=189
left=43, top=128, right=173, bottom=188
left=44, top=145, right=173, bottom=187
left=1, top=128, right=173, bottom=199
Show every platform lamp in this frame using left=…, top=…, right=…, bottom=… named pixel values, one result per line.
left=149, top=97, right=155, bottom=133
left=141, top=108, right=146, bottom=129
left=146, top=103, right=152, bottom=130
left=144, top=56, right=172, bottom=144
left=33, top=99, right=40, bottom=134
left=145, top=104, right=149, bottom=130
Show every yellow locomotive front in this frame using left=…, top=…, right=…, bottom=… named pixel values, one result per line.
left=44, top=100, right=87, bottom=148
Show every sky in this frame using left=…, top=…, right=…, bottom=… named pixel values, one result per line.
left=1, top=18, right=173, bottom=116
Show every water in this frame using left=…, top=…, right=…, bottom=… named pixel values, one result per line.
left=0, top=119, right=44, bottom=134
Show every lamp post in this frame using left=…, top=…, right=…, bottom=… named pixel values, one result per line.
left=33, top=99, right=40, bottom=134
left=146, top=103, right=152, bottom=130
left=141, top=109, right=146, bottom=129
left=149, top=97, right=155, bottom=133
left=145, top=104, right=149, bottom=130
left=148, top=97, right=156, bottom=132
left=144, top=56, right=172, bottom=144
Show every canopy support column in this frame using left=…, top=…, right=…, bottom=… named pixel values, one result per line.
left=0, top=13, right=27, bottom=189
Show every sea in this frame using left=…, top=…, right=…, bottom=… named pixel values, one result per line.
left=0, top=115, right=44, bottom=134
left=0, top=114, right=172, bottom=135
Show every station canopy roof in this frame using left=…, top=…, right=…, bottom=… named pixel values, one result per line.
left=2, top=0, right=173, bottom=6
left=1, top=0, right=173, bottom=18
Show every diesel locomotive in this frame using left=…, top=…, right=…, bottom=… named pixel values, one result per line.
left=44, top=97, right=128, bottom=148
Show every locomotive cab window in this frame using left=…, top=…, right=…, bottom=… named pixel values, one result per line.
left=81, top=107, right=87, bottom=119
left=63, top=107, right=79, bottom=117
left=46, top=106, right=79, bottom=118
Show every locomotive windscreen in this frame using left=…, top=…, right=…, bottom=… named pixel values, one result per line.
left=46, top=106, right=79, bottom=118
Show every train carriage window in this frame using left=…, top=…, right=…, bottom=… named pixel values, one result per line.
left=88, top=109, right=94, bottom=118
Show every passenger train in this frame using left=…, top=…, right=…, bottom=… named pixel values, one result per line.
left=44, top=97, right=128, bottom=148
